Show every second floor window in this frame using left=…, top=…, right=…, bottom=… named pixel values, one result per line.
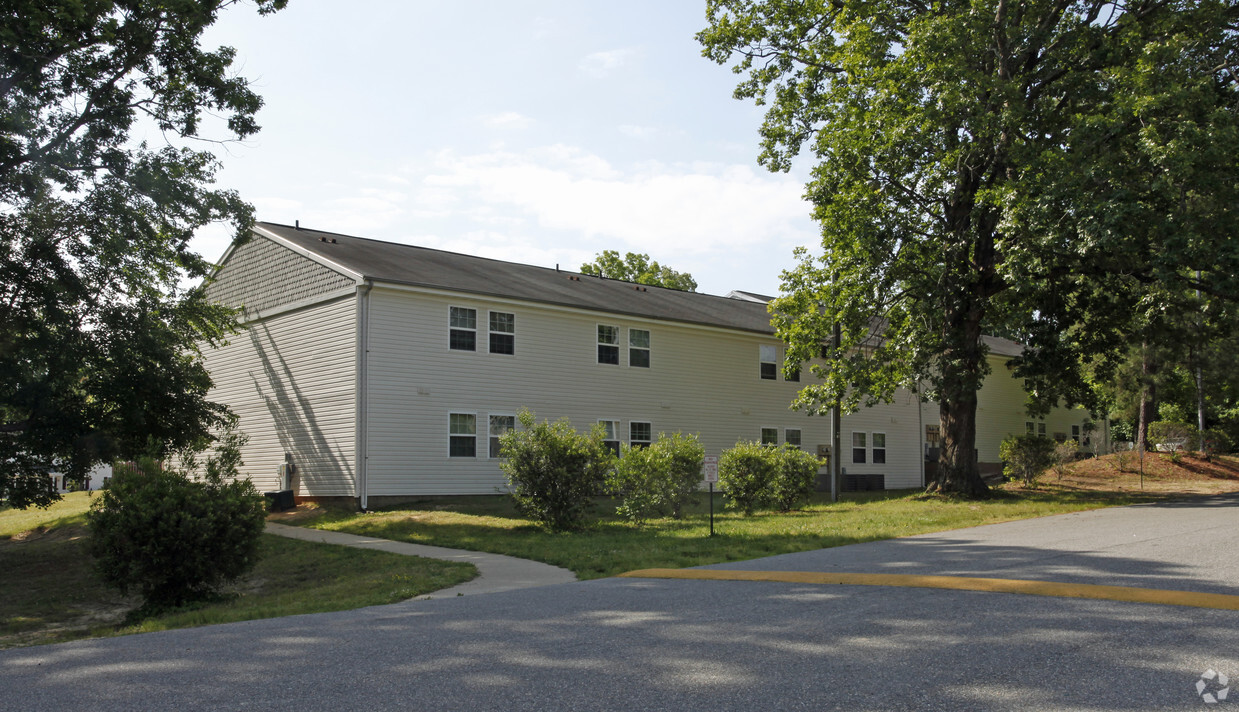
left=489, top=311, right=515, bottom=355
left=760, top=345, right=778, bottom=380
left=629, top=329, right=650, bottom=368
left=598, top=325, right=620, bottom=365
left=449, top=307, right=476, bottom=351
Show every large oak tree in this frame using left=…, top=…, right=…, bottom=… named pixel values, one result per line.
left=699, top=0, right=1239, bottom=495
left=1, top=0, right=285, bottom=508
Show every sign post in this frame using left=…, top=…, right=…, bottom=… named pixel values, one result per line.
left=702, top=455, right=719, bottom=537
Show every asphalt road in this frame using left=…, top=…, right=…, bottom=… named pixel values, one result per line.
left=3, top=496, right=1237, bottom=711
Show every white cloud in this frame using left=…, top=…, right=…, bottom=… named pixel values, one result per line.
left=579, top=48, right=638, bottom=78
left=483, top=111, right=533, bottom=130
left=619, top=124, right=657, bottom=139
left=421, top=145, right=814, bottom=263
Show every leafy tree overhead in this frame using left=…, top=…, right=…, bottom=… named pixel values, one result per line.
left=580, top=250, right=699, bottom=291
left=700, top=0, right=1239, bottom=495
left=1, top=0, right=286, bottom=508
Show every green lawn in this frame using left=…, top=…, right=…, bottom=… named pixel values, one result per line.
left=0, top=493, right=476, bottom=649
left=304, top=488, right=1156, bottom=580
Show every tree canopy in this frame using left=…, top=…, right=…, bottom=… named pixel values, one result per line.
left=580, top=250, right=699, bottom=291
left=699, top=0, right=1239, bottom=495
left=1, top=0, right=286, bottom=508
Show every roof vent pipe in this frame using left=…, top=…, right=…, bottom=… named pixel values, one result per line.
left=295, top=220, right=300, bottom=230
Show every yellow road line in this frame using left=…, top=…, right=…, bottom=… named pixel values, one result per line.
left=617, top=569, right=1239, bottom=611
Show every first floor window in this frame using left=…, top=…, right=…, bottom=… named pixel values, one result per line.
left=760, top=345, right=777, bottom=380
left=489, top=311, right=515, bottom=355
left=630, top=421, right=652, bottom=449
left=629, top=329, right=650, bottom=368
left=599, top=420, right=621, bottom=456
left=489, top=414, right=515, bottom=458
left=785, top=429, right=802, bottom=449
left=761, top=428, right=779, bottom=446
left=450, top=413, right=476, bottom=457
left=598, top=325, right=620, bottom=364
left=852, top=432, right=867, bottom=463
left=872, top=432, right=886, bottom=464
left=450, top=307, right=476, bottom=351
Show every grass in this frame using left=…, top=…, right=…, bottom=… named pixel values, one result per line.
left=0, top=493, right=477, bottom=649
left=301, top=486, right=1158, bottom=580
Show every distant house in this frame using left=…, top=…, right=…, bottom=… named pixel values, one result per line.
left=201, top=223, right=1105, bottom=507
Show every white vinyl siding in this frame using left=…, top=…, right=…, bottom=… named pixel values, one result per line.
left=362, top=288, right=822, bottom=495
left=199, top=296, right=357, bottom=496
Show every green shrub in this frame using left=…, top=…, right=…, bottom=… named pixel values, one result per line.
left=770, top=445, right=823, bottom=512
left=718, top=441, right=778, bottom=515
left=999, top=434, right=1055, bottom=487
left=606, top=432, right=704, bottom=525
left=1051, top=439, right=1079, bottom=480
left=1195, top=428, right=1233, bottom=457
left=88, top=435, right=266, bottom=611
left=1148, top=421, right=1193, bottom=454
left=498, top=410, right=615, bottom=532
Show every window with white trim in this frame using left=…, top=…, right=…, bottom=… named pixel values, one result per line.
left=489, top=414, right=515, bottom=458
left=872, top=432, right=886, bottom=464
left=785, top=429, right=802, bottom=449
left=760, top=345, right=778, bottom=380
left=599, top=420, right=620, bottom=457
left=629, top=329, right=650, bottom=368
left=852, top=431, right=867, bottom=463
left=630, top=421, right=652, bottom=449
left=449, top=413, right=476, bottom=457
left=761, top=428, right=779, bottom=446
left=598, top=325, right=619, bottom=365
left=449, top=307, right=476, bottom=351
left=489, top=311, right=515, bottom=355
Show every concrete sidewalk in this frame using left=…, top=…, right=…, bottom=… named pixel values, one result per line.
left=264, top=522, right=577, bottom=599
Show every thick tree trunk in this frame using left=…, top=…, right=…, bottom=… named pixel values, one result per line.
left=1136, top=343, right=1157, bottom=452
left=925, top=302, right=989, bottom=497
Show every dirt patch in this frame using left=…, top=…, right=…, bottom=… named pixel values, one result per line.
left=1011, top=452, right=1239, bottom=495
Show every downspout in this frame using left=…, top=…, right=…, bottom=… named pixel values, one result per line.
left=917, top=382, right=924, bottom=488
left=356, top=279, right=373, bottom=511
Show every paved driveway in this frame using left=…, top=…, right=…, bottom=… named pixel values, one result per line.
left=3, top=496, right=1237, bottom=711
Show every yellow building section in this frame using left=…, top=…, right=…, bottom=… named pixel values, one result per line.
left=618, top=568, right=1239, bottom=612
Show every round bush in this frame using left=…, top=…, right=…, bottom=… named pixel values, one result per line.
left=718, top=441, right=778, bottom=515
left=770, top=444, right=822, bottom=512
left=88, top=455, right=266, bottom=610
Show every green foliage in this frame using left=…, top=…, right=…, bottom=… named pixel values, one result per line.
left=87, top=436, right=266, bottom=610
left=498, top=410, right=615, bottom=532
left=717, top=441, right=778, bottom=515
left=1148, top=421, right=1193, bottom=454
left=699, top=0, right=1239, bottom=497
left=606, top=432, right=705, bottom=525
left=769, top=445, right=823, bottom=512
left=719, top=442, right=824, bottom=514
left=579, top=250, right=698, bottom=291
left=1195, top=428, right=1233, bottom=456
left=1052, top=439, right=1080, bottom=480
left=1000, top=435, right=1056, bottom=487
left=0, top=0, right=287, bottom=508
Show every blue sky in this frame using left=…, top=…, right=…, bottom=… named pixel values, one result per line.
left=190, top=0, right=820, bottom=296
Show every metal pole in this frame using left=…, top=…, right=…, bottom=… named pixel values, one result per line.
left=832, top=321, right=842, bottom=502
left=709, top=482, right=715, bottom=536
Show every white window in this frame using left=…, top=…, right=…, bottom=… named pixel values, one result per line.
left=449, top=307, right=476, bottom=351
left=760, top=345, right=778, bottom=380
left=629, top=329, right=650, bottom=368
left=630, top=421, right=652, bottom=448
left=599, top=420, right=621, bottom=457
left=598, top=325, right=619, bottom=365
left=785, top=429, right=802, bottom=449
left=489, top=311, right=515, bottom=355
left=489, top=414, right=515, bottom=458
left=872, top=432, right=886, bottom=464
left=761, top=428, right=779, bottom=446
left=852, top=431, right=867, bottom=464
left=449, top=413, right=476, bottom=457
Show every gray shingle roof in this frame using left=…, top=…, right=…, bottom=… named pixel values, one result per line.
left=256, top=222, right=779, bottom=334
left=254, top=222, right=1027, bottom=358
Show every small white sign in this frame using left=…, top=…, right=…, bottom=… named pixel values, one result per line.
left=703, top=455, right=719, bottom=483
